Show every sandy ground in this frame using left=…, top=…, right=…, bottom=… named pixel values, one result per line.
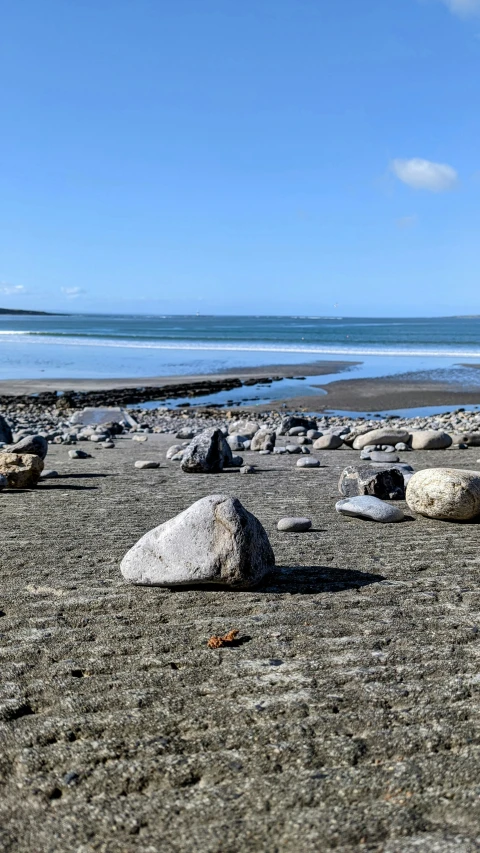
left=1, top=436, right=479, bottom=852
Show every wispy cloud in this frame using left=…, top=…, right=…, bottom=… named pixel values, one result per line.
left=61, top=287, right=86, bottom=299
left=391, top=158, right=458, bottom=192
left=0, top=283, right=27, bottom=295
left=439, top=0, right=480, bottom=17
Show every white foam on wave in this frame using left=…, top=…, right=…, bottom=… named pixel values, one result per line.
left=2, top=331, right=480, bottom=359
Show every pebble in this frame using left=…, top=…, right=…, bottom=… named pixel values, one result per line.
left=240, top=465, right=255, bottom=474
left=410, top=431, right=452, bottom=450
left=369, top=451, right=400, bottom=463
left=286, top=445, right=302, bottom=454
left=101, top=441, right=115, bottom=449
left=336, top=495, right=404, bottom=523
left=132, top=435, right=148, bottom=442
left=68, top=449, right=91, bottom=459
left=134, top=460, right=160, bottom=469
left=313, top=434, right=343, bottom=450
left=296, top=457, right=320, bottom=468
left=277, top=517, right=312, bottom=532
left=40, top=470, right=59, bottom=479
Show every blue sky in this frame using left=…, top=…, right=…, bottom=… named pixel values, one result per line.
left=1, top=0, right=480, bottom=316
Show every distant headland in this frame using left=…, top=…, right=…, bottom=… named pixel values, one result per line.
left=0, top=308, right=65, bottom=316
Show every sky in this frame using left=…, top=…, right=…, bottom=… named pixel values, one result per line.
left=1, top=0, right=480, bottom=316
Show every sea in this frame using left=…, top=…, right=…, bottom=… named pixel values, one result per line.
left=1, top=314, right=480, bottom=413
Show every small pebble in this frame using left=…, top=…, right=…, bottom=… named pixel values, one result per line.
left=134, top=460, right=160, bottom=469
left=286, top=445, right=302, bottom=454
left=240, top=465, right=255, bottom=474
left=277, top=517, right=312, bottom=532
left=68, top=449, right=91, bottom=459
left=296, top=457, right=320, bottom=468
left=132, top=435, right=148, bottom=442
left=336, top=496, right=404, bottom=523
left=40, top=470, right=59, bottom=480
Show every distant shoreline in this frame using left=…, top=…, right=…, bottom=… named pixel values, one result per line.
left=0, top=308, right=65, bottom=316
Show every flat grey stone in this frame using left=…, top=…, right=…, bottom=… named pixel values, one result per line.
left=369, top=451, right=400, bottom=463
left=336, top=496, right=404, bottom=523
left=296, top=457, right=320, bottom=468
left=135, top=460, right=160, bottom=469
left=121, top=494, right=274, bottom=588
left=277, top=517, right=312, bottom=532
left=353, top=429, right=410, bottom=451
left=100, top=441, right=115, bottom=449
left=166, top=445, right=183, bottom=460
left=40, top=470, right=59, bottom=480
left=286, top=445, right=302, bottom=454
left=288, top=427, right=306, bottom=436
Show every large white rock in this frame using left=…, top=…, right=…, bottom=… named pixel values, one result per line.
left=410, top=431, right=452, bottom=450
left=121, top=494, right=275, bottom=588
left=406, top=468, right=480, bottom=521
left=227, top=420, right=259, bottom=438
left=353, top=429, right=410, bottom=450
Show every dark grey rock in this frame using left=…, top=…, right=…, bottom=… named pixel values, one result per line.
left=286, top=444, right=302, bottom=454
left=6, top=434, right=48, bottom=460
left=181, top=428, right=233, bottom=473
left=338, top=465, right=406, bottom=500
left=277, top=416, right=317, bottom=436
left=0, top=414, right=13, bottom=444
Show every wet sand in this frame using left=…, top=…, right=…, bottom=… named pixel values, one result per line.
left=1, top=436, right=479, bottom=851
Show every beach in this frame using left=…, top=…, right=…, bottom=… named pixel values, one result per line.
left=1, top=428, right=479, bottom=851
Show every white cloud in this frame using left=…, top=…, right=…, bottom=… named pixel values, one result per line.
left=440, top=0, right=480, bottom=17
left=391, top=158, right=458, bottom=191
left=0, top=283, right=26, bottom=295
left=61, top=287, right=86, bottom=299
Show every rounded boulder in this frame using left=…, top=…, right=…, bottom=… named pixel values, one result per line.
left=406, top=468, right=480, bottom=521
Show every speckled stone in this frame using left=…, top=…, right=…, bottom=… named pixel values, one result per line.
left=406, top=468, right=480, bottom=521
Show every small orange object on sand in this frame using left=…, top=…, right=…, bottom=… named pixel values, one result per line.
left=207, top=629, right=239, bottom=649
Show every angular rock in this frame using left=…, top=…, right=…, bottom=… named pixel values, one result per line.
left=277, top=517, right=312, bottom=532
left=121, top=494, right=274, bottom=588
left=410, top=431, right=452, bottom=450
left=406, top=468, right=480, bottom=521
left=135, top=460, right=160, bottom=469
left=338, top=465, right=406, bottom=500
left=251, top=430, right=276, bottom=452
left=6, top=434, right=48, bottom=460
left=352, top=429, right=410, bottom=451
left=313, top=434, right=343, bottom=450
left=181, top=428, right=233, bottom=473
left=0, top=453, right=44, bottom=488
left=296, top=457, right=320, bottom=468
left=0, top=414, right=13, bottom=445
left=336, top=496, right=404, bottom=523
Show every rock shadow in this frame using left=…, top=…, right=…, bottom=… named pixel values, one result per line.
left=258, top=565, right=385, bottom=594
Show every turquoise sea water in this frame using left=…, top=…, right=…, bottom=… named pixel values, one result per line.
left=2, top=315, right=480, bottom=381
